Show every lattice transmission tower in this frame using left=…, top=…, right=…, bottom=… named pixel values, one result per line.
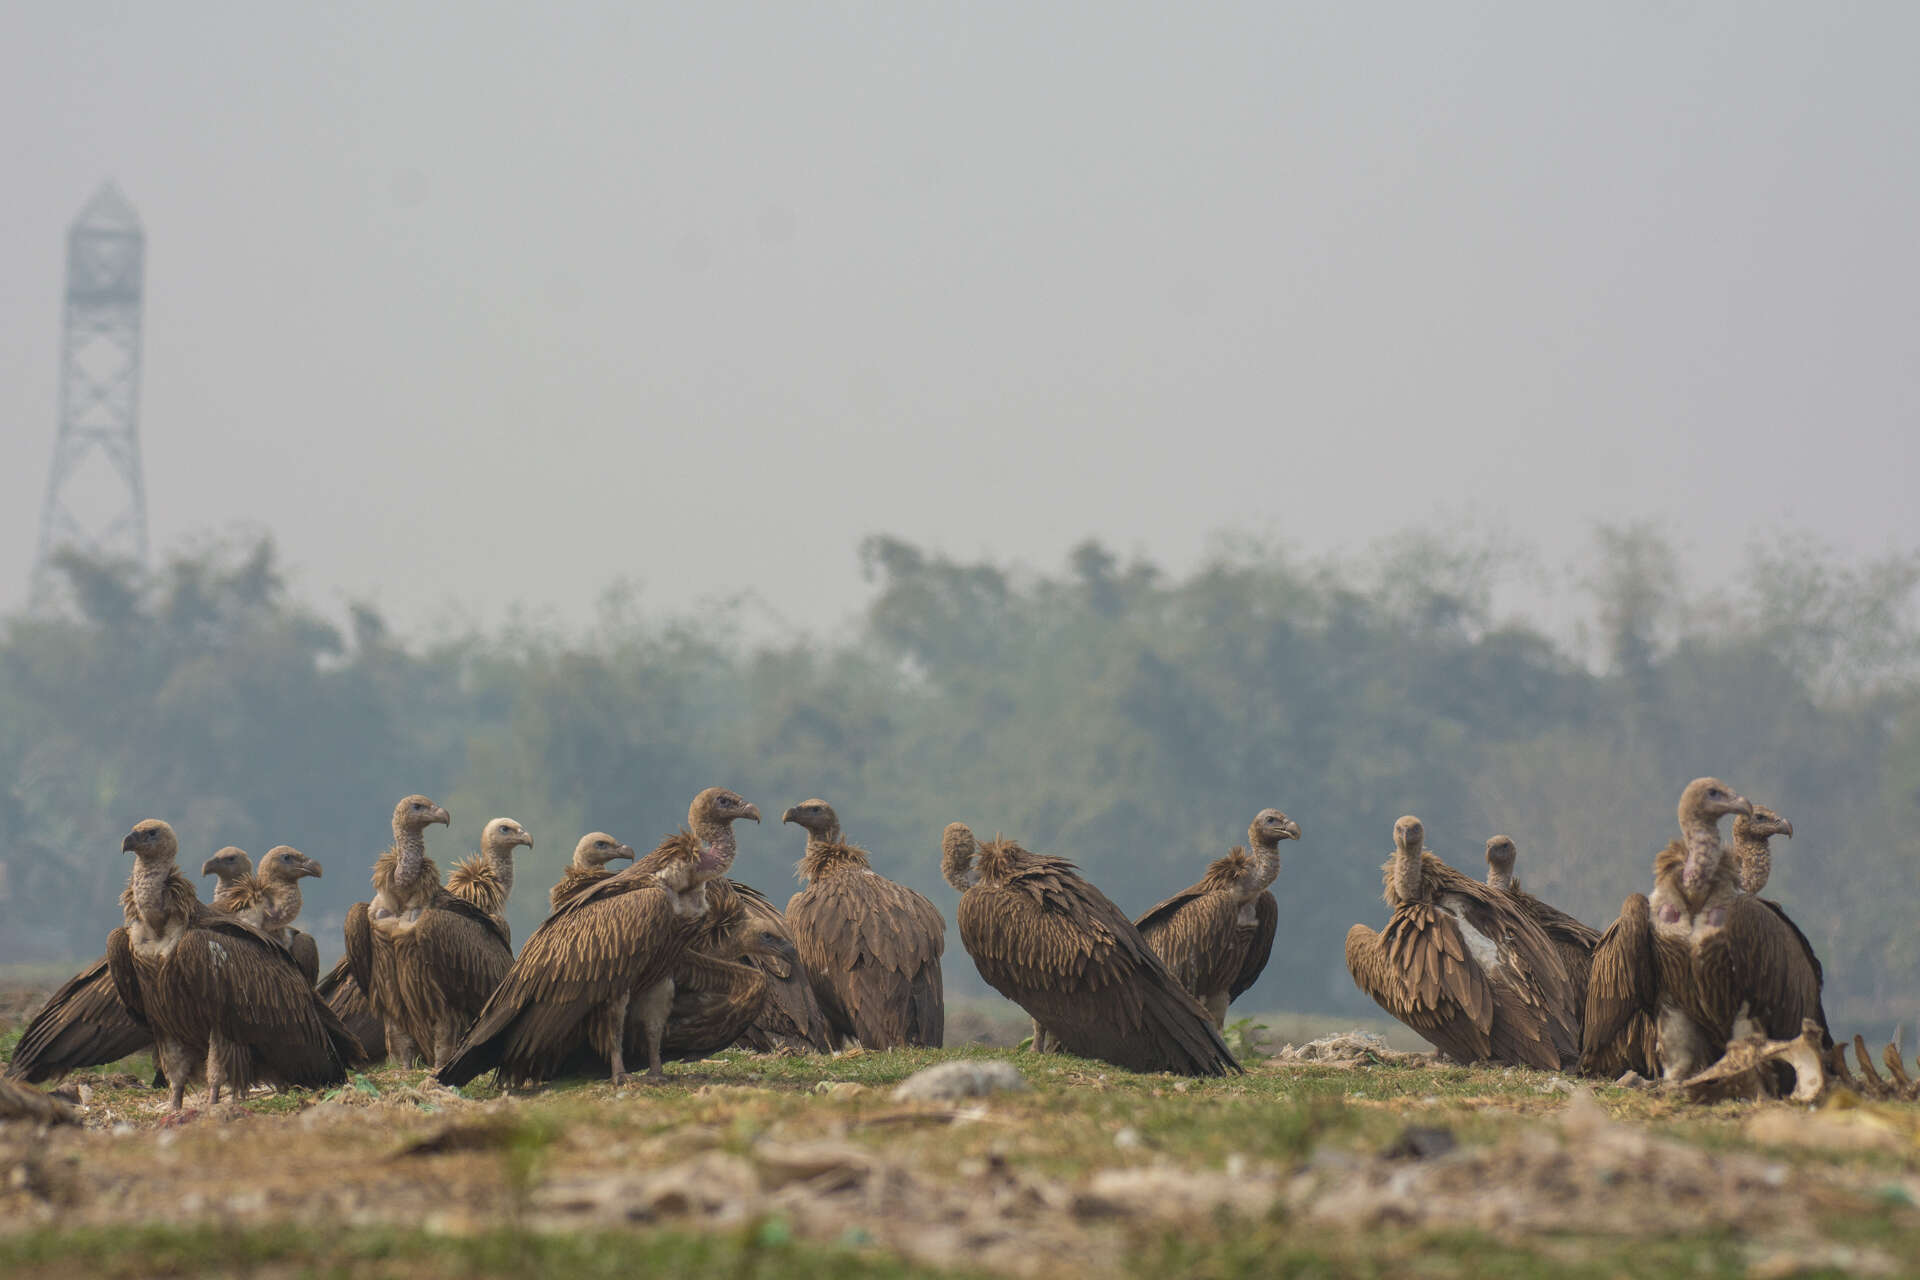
left=30, top=183, right=150, bottom=610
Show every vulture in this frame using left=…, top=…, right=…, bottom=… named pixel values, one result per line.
left=1583, top=779, right=1826, bottom=1080
left=343, top=796, right=513, bottom=1069
left=782, top=798, right=946, bottom=1049
left=550, top=832, right=637, bottom=912
left=540, top=830, right=769, bottom=1070
left=446, top=817, right=534, bottom=939
left=941, top=822, right=1240, bottom=1077
left=630, top=814, right=835, bottom=1055
left=207, top=846, right=324, bottom=985
left=1482, top=836, right=1598, bottom=1004
left=1346, top=816, right=1579, bottom=1070
left=105, top=820, right=363, bottom=1110
left=1729, top=805, right=1831, bottom=1047
left=573, top=871, right=775, bottom=1071
left=436, top=788, right=759, bottom=1086
left=1135, top=808, right=1300, bottom=1028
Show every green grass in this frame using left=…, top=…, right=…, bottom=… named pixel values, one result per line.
left=8, top=992, right=1920, bottom=1279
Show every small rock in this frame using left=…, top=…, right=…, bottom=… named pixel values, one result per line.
left=1114, top=1127, right=1144, bottom=1149
left=890, top=1060, right=1027, bottom=1102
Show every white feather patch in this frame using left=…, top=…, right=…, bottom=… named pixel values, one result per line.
left=1439, top=895, right=1501, bottom=973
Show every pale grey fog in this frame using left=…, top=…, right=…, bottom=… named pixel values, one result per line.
left=5, top=4, right=1916, bottom=634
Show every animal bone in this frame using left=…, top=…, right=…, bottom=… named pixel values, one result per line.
left=1677, top=1019, right=1827, bottom=1104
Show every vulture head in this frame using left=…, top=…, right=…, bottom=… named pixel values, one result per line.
left=1392, top=815, right=1426, bottom=855
left=1484, top=835, right=1518, bottom=887
left=940, top=822, right=978, bottom=891
left=394, top=794, right=452, bottom=833
left=781, top=799, right=843, bottom=842
left=1736, top=805, right=1794, bottom=843
left=1731, top=805, right=1793, bottom=894
left=1678, top=777, right=1752, bottom=828
left=1677, top=777, right=1751, bottom=894
left=689, top=787, right=760, bottom=830
left=687, top=788, right=760, bottom=875
left=121, top=819, right=179, bottom=862
left=259, top=845, right=324, bottom=883
left=200, top=846, right=253, bottom=882
left=1248, top=808, right=1302, bottom=848
left=482, top=817, right=534, bottom=858
left=571, top=832, right=636, bottom=871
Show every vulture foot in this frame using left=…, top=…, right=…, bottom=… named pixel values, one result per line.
left=1675, top=1020, right=1828, bottom=1104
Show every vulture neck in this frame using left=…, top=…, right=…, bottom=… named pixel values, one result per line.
left=130, top=855, right=178, bottom=931
left=1246, top=835, right=1284, bottom=898
left=392, top=821, right=430, bottom=894
left=1389, top=841, right=1425, bottom=904
left=941, top=835, right=976, bottom=891
left=1733, top=828, right=1772, bottom=895
left=1486, top=863, right=1515, bottom=894
left=482, top=842, right=517, bottom=903
left=691, top=815, right=738, bottom=870
left=1678, top=819, right=1726, bottom=906
left=262, top=875, right=303, bottom=932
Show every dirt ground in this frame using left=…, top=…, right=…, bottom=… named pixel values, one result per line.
left=5, top=984, right=1920, bottom=1278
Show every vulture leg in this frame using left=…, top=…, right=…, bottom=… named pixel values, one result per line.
left=590, top=990, right=634, bottom=1086
left=1204, top=991, right=1230, bottom=1029
left=635, top=979, right=674, bottom=1081
left=204, top=1039, right=226, bottom=1107
left=159, top=1039, right=194, bottom=1113
left=1030, top=1021, right=1054, bottom=1053
left=1658, top=1004, right=1714, bottom=1081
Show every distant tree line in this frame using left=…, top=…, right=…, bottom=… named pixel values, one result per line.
left=3, top=528, right=1915, bottom=1030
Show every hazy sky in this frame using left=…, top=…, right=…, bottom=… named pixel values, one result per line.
left=5, top=3, right=1917, bottom=637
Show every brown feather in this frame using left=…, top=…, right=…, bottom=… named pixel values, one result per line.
left=951, top=832, right=1239, bottom=1077
left=787, top=837, right=946, bottom=1049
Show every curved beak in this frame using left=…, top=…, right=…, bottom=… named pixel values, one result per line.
left=198, top=856, right=220, bottom=877
left=615, top=843, right=635, bottom=862
left=781, top=806, right=799, bottom=826
left=1779, top=818, right=1795, bottom=839
left=433, top=806, right=451, bottom=827
left=303, top=858, right=324, bottom=879
left=121, top=833, right=138, bottom=854
left=1282, top=819, right=1303, bottom=841
left=1730, top=795, right=1754, bottom=818
left=740, top=803, right=762, bottom=824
